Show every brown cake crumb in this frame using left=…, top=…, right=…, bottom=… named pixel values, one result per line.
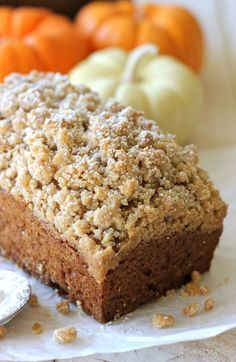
left=152, top=314, right=175, bottom=328
left=183, top=303, right=200, bottom=317
left=56, top=300, right=70, bottom=315
left=191, top=270, right=202, bottom=284
left=204, top=298, right=215, bottom=311
left=53, top=327, right=77, bottom=344
left=32, top=322, right=43, bottom=335
left=0, top=326, right=7, bottom=339
left=28, top=293, right=39, bottom=307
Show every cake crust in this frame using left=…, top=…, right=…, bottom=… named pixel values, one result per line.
left=0, top=190, right=222, bottom=323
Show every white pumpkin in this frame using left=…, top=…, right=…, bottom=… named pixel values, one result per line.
left=69, top=44, right=203, bottom=144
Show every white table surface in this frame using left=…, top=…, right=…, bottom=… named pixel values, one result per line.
left=4, top=0, right=236, bottom=361
left=63, top=1, right=236, bottom=361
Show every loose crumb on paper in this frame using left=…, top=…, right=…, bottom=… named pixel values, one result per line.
left=179, top=270, right=209, bottom=297
left=191, top=270, right=202, bottom=284
left=56, top=300, right=70, bottom=315
left=28, top=294, right=39, bottom=307
left=184, top=282, right=201, bottom=296
left=182, top=282, right=209, bottom=297
left=32, top=322, right=43, bottom=335
left=0, top=326, right=7, bottom=339
left=53, top=327, right=77, bottom=344
left=152, top=314, right=175, bottom=328
left=183, top=303, right=200, bottom=317
left=204, top=298, right=215, bottom=311
left=199, top=285, right=209, bottom=295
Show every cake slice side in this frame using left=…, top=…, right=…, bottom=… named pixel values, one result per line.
left=0, top=190, right=223, bottom=323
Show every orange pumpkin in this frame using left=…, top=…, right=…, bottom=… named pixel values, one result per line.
left=0, top=6, right=88, bottom=81
left=76, top=1, right=203, bottom=72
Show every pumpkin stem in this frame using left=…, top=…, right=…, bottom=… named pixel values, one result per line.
left=121, top=44, right=158, bottom=82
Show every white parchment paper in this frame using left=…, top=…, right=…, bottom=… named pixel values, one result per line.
left=0, top=146, right=235, bottom=361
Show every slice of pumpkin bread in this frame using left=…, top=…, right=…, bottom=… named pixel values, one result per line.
left=0, top=72, right=227, bottom=322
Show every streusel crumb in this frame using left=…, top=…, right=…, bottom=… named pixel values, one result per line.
left=28, top=294, right=39, bottom=307
left=199, top=285, right=209, bottom=295
left=191, top=270, right=201, bottom=284
left=56, top=300, right=70, bottom=315
left=53, top=327, right=77, bottom=344
left=184, top=282, right=201, bottom=296
left=183, top=303, right=200, bottom=317
left=152, top=314, right=175, bottom=328
left=0, top=72, right=227, bottom=281
left=32, top=322, right=43, bottom=335
left=204, top=298, right=215, bottom=311
left=0, top=326, right=7, bottom=339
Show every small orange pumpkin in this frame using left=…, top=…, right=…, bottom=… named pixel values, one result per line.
left=76, top=1, right=203, bottom=72
left=0, top=6, right=88, bottom=81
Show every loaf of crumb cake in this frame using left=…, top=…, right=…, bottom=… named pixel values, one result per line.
left=0, top=72, right=227, bottom=322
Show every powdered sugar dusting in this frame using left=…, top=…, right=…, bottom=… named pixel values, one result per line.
left=0, top=270, right=31, bottom=323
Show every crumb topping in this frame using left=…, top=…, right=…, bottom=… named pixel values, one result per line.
left=191, top=270, right=201, bottom=284
left=199, top=285, right=209, bottom=295
left=204, top=298, right=215, bottom=311
left=53, top=326, right=77, bottom=344
left=32, top=322, right=43, bottom=335
left=0, top=326, right=7, bottom=339
left=0, top=72, right=227, bottom=281
left=56, top=300, right=70, bottom=314
left=152, top=313, right=175, bottom=328
left=28, top=293, right=39, bottom=307
left=183, top=303, right=200, bottom=317
left=184, top=282, right=202, bottom=296
left=182, top=272, right=210, bottom=296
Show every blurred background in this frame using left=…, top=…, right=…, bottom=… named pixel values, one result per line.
left=151, top=0, right=236, bottom=149
left=0, top=0, right=235, bottom=149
